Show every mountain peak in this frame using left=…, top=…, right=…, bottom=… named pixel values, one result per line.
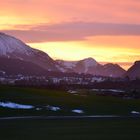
left=125, top=60, right=140, bottom=79
left=0, top=32, right=60, bottom=72
left=134, top=61, right=140, bottom=65
left=0, top=32, right=33, bottom=56
left=104, top=63, right=121, bottom=68
left=81, top=57, right=98, bottom=66
left=82, top=57, right=96, bottom=61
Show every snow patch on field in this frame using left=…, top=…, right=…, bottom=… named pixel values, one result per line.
left=36, top=107, right=42, bottom=111
left=46, top=105, right=61, bottom=111
left=92, top=89, right=125, bottom=93
left=0, top=101, right=34, bottom=109
left=68, top=90, right=78, bottom=94
left=72, top=109, right=84, bottom=114
left=0, top=101, right=62, bottom=112
left=131, top=111, right=140, bottom=115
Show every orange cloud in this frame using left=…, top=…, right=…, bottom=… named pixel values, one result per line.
left=1, top=0, right=140, bottom=25
left=0, top=0, right=140, bottom=69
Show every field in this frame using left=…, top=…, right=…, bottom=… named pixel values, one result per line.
left=0, top=86, right=140, bottom=140
left=0, top=86, right=140, bottom=116
left=0, top=119, right=140, bottom=140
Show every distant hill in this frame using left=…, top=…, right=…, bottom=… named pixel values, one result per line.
left=0, top=57, right=48, bottom=76
left=0, top=32, right=129, bottom=78
left=125, top=61, right=140, bottom=79
left=56, top=58, right=126, bottom=77
left=0, top=32, right=66, bottom=75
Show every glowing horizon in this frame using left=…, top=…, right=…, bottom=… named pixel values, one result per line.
left=28, top=40, right=138, bottom=70
left=0, top=0, right=140, bottom=70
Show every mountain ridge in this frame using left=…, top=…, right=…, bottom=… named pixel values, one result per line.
left=125, top=61, right=140, bottom=79
left=1, top=32, right=139, bottom=78
left=56, top=58, right=126, bottom=77
left=0, top=32, right=61, bottom=72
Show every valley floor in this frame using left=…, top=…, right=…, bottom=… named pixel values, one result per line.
left=0, top=118, right=140, bottom=140
left=0, top=86, right=140, bottom=116
left=0, top=86, right=140, bottom=139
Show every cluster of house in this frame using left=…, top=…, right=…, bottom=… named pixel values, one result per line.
left=0, top=74, right=107, bottom=86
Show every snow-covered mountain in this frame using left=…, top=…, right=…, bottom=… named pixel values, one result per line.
left=125, top=61, right=140, bottom=79
left=0, top=57, right=48, bottom=76
left=0, top=32, right=126, bottom=77
left=0, top=32, right=34, bottom=56
left=57, top=58, right=98, bottom=73
left=102, top=63, right=126, bottom=77
left=0, top=32, right=62, bottom=73
left=56, top=58, right=126, bottom=77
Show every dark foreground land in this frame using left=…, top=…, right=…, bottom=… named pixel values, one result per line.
left=0, top=86, right=140, bottom=140
left=0, top=119, right=140, bottom=140
left=0, top=86, right=140, bottom=116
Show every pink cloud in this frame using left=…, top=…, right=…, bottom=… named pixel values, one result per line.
left=1, top=22, right=140, bottom=43
left=1, top=0, right=140, bottom=24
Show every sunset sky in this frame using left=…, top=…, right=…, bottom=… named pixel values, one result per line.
left=0, top=0, right=140, bottom=70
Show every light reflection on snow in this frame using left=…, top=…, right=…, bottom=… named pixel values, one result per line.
left=68, top=90, right=78, bottom=94
left=72, top=109, right=84, bottom=114
left=92, top=89, right=125, bottom=93
left=131, top=111, right=140, bottom=115
left=0, top=101, right=34, bottom=109
left=46, top=105, right=61, bottom=111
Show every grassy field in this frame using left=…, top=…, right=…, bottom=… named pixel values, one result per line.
left=0, top=119, right=140, bottom=140
left=0, top=86, right=140, bottom=140
left=0, top=86, right=140, bottom=116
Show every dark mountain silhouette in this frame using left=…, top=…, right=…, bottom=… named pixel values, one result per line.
left=0, top=32, right=129, bottom=78
left=125, top=61, right=140, bottom=79
left=0, top=32, right=63, bottom=72
left=57, top=58, right=126, bottom=77
left=0, top=57, right=48, bottom=76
